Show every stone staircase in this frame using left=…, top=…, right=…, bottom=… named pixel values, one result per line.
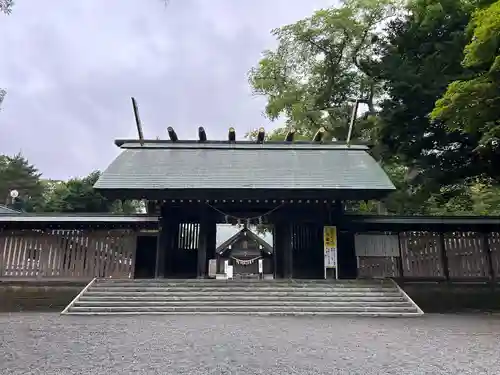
left=62, top=279, right=423, bottom=316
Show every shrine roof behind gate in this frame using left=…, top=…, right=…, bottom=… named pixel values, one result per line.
left=216, top=226, right=273, bottom=256
left=94, top=140, right=395, bottom=199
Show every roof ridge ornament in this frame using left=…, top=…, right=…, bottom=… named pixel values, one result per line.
left=198, top=126, right=207, bottom=142
left=284, top=127, right=295, bottom=142
left=131, top=97, right=145, bottom=146
left=346, top=99, right=360, bottom=148
left=228, top=127, right=236, bottom=142
left=256, top=127, right=265, bottom=144
left=312, top=127, right=325, bottom=142
left=167, top=127, right=178, bottom=142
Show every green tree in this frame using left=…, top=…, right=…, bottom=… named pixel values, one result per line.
left=431, top=0, right=500, bottom=169
left=248, top=0, right=400, bottom=141
left=0, top=153, right=45, bottom=211
left=43, top=170, right=139, bottom=213
left=376, top=0, right=477, bottom=196
left=469, top=181, right=500, bottom=215
left=247, top=0, right=500, bottom=216
left=0, top=89, right=5, bottom=110
left=0, top=0, right=13, bottom=14
left=245, top=127, right=312, bottom=142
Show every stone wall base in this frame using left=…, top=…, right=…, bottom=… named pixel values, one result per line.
left=0, top=281, right=87, bottom=312
left=402, top=282, right=500, bottom=313
left=2, top=280, right=500, bottom=313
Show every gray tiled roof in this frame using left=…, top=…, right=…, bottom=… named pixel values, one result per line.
left=0, top=204, right=21, bottom=215
left=94, top=141, right=395, bottom=192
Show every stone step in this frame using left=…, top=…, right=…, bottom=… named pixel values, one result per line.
left=62, top=279, right=423, bottom=317
left=94, top=281, right=392, bottom=288
left=69, top=305, right=419, bottom=313
left=78, top=295, right=407, bottom=302
left=83, top=291, right=403, bottom=298
left=95, top=279, right=391, bottom=284
left=64, top=311, right=423, bottom=317
left=96, top=279, right=392, bottom=285
left=88, top=286, right=397, bottom=293
left=74, top=300, right=413, bottom=307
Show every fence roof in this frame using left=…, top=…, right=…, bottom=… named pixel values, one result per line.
left=0, top=213, right=157, bottom=222
left=0, top=214, right=159, bottom=229
left=1, top=213, right=500, bottom=230
left=0, top=205, right=21, bottom=214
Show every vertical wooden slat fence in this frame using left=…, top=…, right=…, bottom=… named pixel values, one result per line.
left=355, top=233, right=400, bottom=278
left=488, top=232, right=500, bottom=279
left=444, top=232, right=489, bottom=278
left=0, top=229, right=137, bottom=279
left=400, top=232, right=444, bottom=278
left=355, top=230, right=500, bottom=281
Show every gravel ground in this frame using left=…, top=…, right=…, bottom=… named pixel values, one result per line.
left=1, top=313, right=500, bottom=375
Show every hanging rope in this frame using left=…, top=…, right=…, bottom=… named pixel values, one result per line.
left=230, top=256, right=262, bottom=266
left=205, top=202, right=284, bottom=223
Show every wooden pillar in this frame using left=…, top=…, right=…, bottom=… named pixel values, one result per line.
left=274, top=221, right=291, bottom=279
left=165, top=220, right=179, bottom=278
left=332, top=200, right=344, bottom=218
left=197, top=210, right=212, bottom=278
left=283, top=223, right=293, bottom=278
left=155, top=216, right=167, bottom=278
left=205, top=217, right=217, bottom=275
left=0, top=230, right=6, bottom=277
left=439, top=232, right=450, bottom=281
left=273, top=225, right=281, bottom=279
left=396, top=232, right=405, bottom=278
left=156, top=205, right=179, bottom=278
left=156, top=214, right=179, bottom=278
left=483, top=232, right=495, bottom=282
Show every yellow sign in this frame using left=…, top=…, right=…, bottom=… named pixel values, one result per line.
left=323, top=226, right=337, bottom=270
left=323, top=226, right=337, bottom=249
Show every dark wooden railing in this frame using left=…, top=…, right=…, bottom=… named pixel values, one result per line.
left=0, top=229, right=137, bottom=279
left=2, top=214, right=500, bottom=282
left=350, top=216, right=500, bottom=282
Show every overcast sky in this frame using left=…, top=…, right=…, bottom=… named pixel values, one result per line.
left=0, top=0, right=336, bottom=180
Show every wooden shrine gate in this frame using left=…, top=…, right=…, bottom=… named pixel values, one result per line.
left=0, top=229, right=137, bottom=279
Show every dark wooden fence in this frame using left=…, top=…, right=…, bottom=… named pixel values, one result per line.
left=2, top=214, right=500, bottom=282
left=353, top=221, right=500, bottom=282
left=0, top=229, right=137, bottom=279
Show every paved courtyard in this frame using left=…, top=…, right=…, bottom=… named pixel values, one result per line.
left=1, top=313, right=499, bottom=374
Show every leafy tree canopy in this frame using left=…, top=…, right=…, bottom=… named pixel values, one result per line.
left=376, top=0, right=477, bottom=187
left=248, top=0, right=500, bottom=215
left=0, top=154, right=139, bottom=214
left=248, top=0, right=400, bottom=142
left=0, top=0, right=13, bottom=14
left=0, top=154, right=45, bottom=211
left=432, top=0, right=500, bottom=163
left=42, top=170, right=139, bottom=214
